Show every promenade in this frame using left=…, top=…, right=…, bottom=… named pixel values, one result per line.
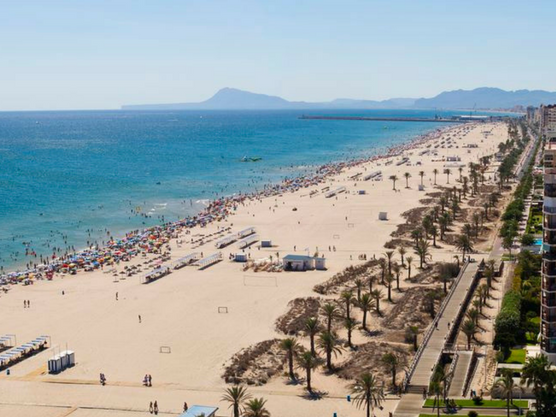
left=394, top=262, right=480, bottom=417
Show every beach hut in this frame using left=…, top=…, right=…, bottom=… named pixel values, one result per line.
left=378, top=212, right=388, bottom=221
left=261, top=240, right=272, bottom=248
left=179, top=405, right=218, bottom=417
left=283, top=255, right=315, bottom=271
left=314, top=257, right=327, bottom=270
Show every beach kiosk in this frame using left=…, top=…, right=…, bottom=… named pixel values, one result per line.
left=282, top=255, right=326, bottom=271
left=179, top=405, right=218, bottom=417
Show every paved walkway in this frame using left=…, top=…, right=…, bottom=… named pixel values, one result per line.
left=448, top=351, right=473, bottom=397
left=394, top=262, right=479, bottom=416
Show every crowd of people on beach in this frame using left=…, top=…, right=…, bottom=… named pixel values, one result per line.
left=0, top=125, right=454, bottom=288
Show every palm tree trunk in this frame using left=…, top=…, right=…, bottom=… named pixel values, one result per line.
left=310, top=335, right=315, bottom=356
left=363, top=310, right=367, bottom=329
left=327, top=350, right=332, bottom=371
left=306, top=368, right=312, bottom=392
left=388, top=285, right=392, bottom=302
left=288, top=351, right=294, bottom=379
left=234, top=404, right=239, bottom=417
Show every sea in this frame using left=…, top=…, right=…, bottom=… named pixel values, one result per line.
left=0, top=109, right=499, bottom=271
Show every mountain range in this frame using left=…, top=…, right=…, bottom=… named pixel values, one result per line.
left=121, top=87, right=556, bottom=111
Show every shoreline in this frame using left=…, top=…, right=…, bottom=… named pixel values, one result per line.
left=0, top=122, right=456, bottom=282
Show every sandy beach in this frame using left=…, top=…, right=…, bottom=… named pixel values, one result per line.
left=0, top=121, right=511, bottom=417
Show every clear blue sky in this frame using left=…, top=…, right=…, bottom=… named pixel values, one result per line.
left=2, top=0, right=555, bottom=110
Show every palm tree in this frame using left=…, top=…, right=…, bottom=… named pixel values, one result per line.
left=358, top=293, right=375, bottom=330
left=371, top=289, right=383, bottom=315
left=404, top=172, right=411, bottom=188
left=461, top=319, right=476, bottom=349
left=222, top=385, right=251, bottom=417
left=430, top=225, right=438, bottom=247
left=244, top=398, right=271, bottom=417
left=350, top=373, right=385, bottom=417
left=378, top=258, right=387, bottom=285
left=280, top=338, right=299, bottom=380
left=367, top=274, right=376, bottom=293
left=381, top=353, right=400, bottom=388
left=385, top=273, right=394, bottom=302
left=384, top=250, right=394, bottom=277
left=521, top=354, right=551, bottom=412
left=344, top=317, right=358, bottom=348
left=389, top=175, right=398, bottom=191
left=493, top=369, right=522, bottom=417
left=432, top=168, right=439, bottom=185
left=503, top=234, right=514, bottom=260
left=296, top=351, right=322, bottom=392
left=406, top=256, right=414, bottom=280
left=458, top=166, right=463, bottom=182
left=321, top=303, right=338, bottom=333
left=419, top=171, right=425, bottom=186
left=467, top=307, right=479, bottom=326
left=416, top=238, right=431, bottom=269
left=398, top=246, right=407, bottom=266
left=317, top=331, right=343, bottom=371
left=354, top=278, right=365, bottom=302
left=444, top=168, right=451, bottom=184
left=455, top=234, right=473, bottom=259
left=392, top=262, right=401, bottom=291
left=341, top=290, right=355, bottom=320
left=304, top=317, right=320, bottom=357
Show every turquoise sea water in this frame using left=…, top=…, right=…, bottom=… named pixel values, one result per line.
left=0, top=109, right=478, bottom=270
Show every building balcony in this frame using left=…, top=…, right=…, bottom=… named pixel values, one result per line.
left=542, top=292, right=556, bottom=306
left=546, top=184, right=556, bottom=198
left=544, top=230, right=556, bottom=246
left=540, top=337, right=556, bottom=353
left=544, top=216, right=556, bottom=230
left=541, top=310, right=556, bottom=322
left=541, top=323, right=556, bottom=338
left=542, top=277, right=556, bottom=291
left=543, top=252, right=556, bottom=263
left=544, top=205, right=556, bottom=215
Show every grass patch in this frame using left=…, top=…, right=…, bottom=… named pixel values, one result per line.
left=502, top=348, right=527, bottom=364
left=423, top=399, right=528, bottom=408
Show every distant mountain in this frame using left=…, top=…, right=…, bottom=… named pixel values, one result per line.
left=121, top=87, right=556, bottom=111
left=121, top=88, right=416, bottom=110
left=414, top=87, right=556, bottom=109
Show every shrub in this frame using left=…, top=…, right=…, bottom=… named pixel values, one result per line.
left=468, top=411, right=478, bottom=417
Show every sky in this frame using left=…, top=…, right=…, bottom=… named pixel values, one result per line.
left=1, top=0, right=556, bottom=111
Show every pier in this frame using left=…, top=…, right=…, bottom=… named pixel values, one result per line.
left=299, top=115, right=468, bottom=123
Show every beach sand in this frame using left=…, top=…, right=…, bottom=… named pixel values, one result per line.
left=0, top=121, right=510, bottom=417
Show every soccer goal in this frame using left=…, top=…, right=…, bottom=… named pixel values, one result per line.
left=159, top=346, right=171, bottom=354
left=218, top=307, right=229, bottom=314
left=242, top=275, right=278, bottom=287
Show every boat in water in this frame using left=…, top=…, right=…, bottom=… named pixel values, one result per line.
left=241, top=156, right=262, bottom=162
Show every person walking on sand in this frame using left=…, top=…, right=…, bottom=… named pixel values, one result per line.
left=183, top=402, right=188, bottom=412
left=138, top=315, right=142, bottom=323
left=116, top=292, right=118, bottom=301
left=148, top=374, right=152, bottom=387
left=149, top=401, right=153, bottom=414
left=153, top=401, right=158, bottom=415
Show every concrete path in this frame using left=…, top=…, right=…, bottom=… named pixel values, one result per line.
left=394, top=262, right=479, bottom=416
left=448, top=351, right=473, bottom=397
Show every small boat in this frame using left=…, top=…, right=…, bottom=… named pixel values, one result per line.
left=240, top=156, right=262, bottom=162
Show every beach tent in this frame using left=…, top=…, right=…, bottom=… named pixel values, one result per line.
left=179, top=405, right=218, bottom=417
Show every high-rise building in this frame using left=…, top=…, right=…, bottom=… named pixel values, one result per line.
left=541, top=104, right=556, bottom=360
left=527, top=106, right=536, bottom=124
